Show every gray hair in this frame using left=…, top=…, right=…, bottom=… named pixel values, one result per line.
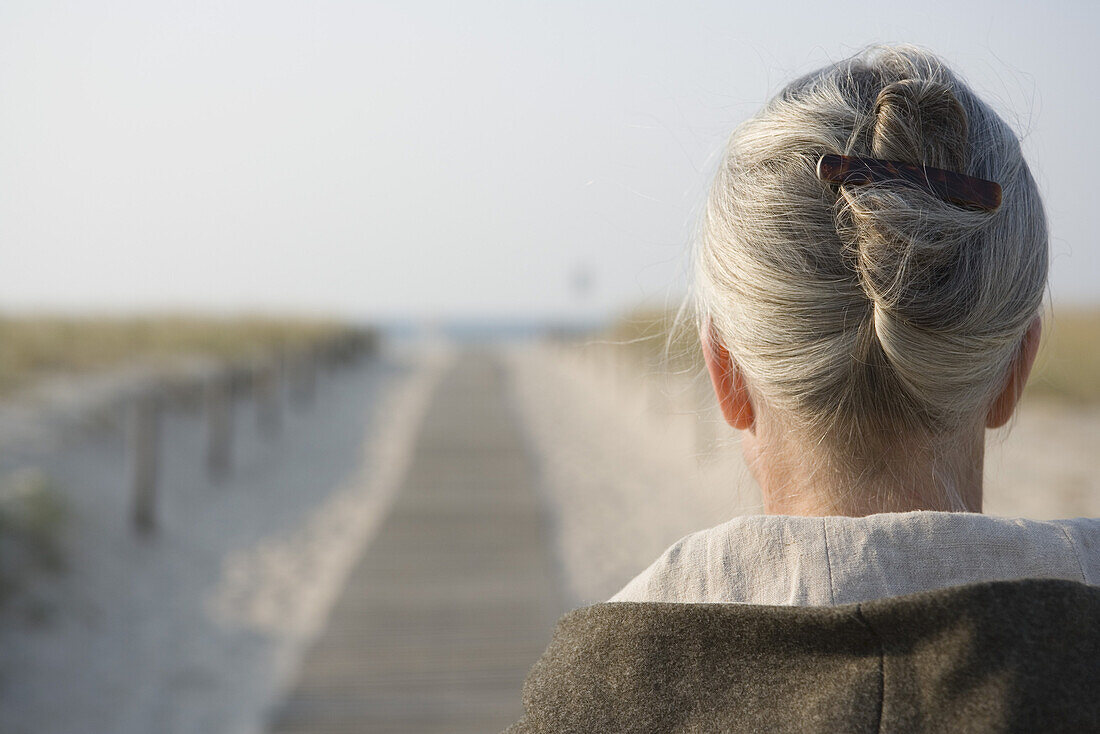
left=696, top=45, right=1048, bottom=475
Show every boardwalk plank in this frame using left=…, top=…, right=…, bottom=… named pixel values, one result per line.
left=268, top=353, right=564, bottom=733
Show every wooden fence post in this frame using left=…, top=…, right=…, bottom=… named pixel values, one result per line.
left=205, top=371, right=234, bottom=480
left=255, top=359, right=282, bottom=439
left=128, top=389, right=161, bottom=534
left=289, top=351, right=317, bottom=411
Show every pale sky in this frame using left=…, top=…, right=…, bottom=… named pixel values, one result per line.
left=1, top=1, right=1097, bottom=320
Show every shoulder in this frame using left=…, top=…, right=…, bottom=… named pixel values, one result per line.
left=819, top=512, right=1100, bottom=603
left=608, top=512, right=1100, bottom=605
left=608, top=514, right=834, bottom=605
left=509, top=579, right=1100, bottom=734
left=1046, top=516, right=1100, bottom=585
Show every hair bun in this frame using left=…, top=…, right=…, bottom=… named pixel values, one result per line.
left=871, top=79, right=969, bottom=171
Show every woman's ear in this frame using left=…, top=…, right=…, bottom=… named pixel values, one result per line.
left=701, top=321, right=755, bottom=431
left=986, top=316, right=1043, bottom=429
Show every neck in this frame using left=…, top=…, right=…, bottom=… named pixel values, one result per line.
left=744, top=424, right=985, bottom=517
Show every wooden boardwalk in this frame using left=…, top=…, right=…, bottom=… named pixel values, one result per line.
left=268, top=352, right=565, bottom=733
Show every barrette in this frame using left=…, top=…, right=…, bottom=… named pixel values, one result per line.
left=816, top=154, right=1002, bottom=212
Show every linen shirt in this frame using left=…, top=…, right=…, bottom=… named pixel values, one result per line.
left=610, top=511, right=1100, bottom=606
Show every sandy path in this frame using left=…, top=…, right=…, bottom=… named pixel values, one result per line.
left=506, top=342, right=1100, bottom=607
left=0, top=343, right=450, bottom=734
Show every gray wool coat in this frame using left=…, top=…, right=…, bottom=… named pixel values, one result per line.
left=504, top=578, right=1100, bottom=733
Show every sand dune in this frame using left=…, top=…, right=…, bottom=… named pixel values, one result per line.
left=506, top=342, right=1100, bottom=606
left=0, top=344, right=449, bottom=734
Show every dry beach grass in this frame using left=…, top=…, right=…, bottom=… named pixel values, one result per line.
left=606, top=305, right=1100, bottom=405
left=0, top=315, right=347, bottom=395
left=1028, top=308, right=1100, bottom=403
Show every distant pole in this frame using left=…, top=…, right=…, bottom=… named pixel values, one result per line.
left=290, top=351, right=317, bottom=411
left=351, top=328, right=375, bottom=361
left=128, top=389, right=161, bottom=534
left=205, top=371, right=234, bottom=480
left=255, top=359, right=282, bottom=438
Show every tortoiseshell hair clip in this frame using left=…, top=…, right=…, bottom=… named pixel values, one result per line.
left=816, top=154, right=1002, bottom=212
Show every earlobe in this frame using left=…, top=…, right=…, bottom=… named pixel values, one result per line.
left=986, top=316, right=1042, bottom=429
left=701, top=321, right=755, bottom=431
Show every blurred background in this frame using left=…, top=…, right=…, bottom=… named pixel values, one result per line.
left=1, top=2, right=1097, bottom=733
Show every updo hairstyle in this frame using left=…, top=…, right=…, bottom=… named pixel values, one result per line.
left=696, top=45, right=1048, bottom=482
